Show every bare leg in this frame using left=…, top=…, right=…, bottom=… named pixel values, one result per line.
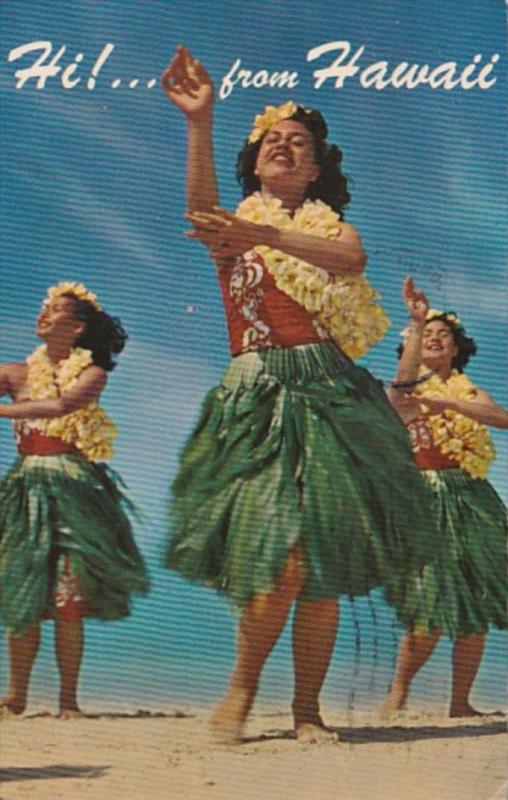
left=379, top=628, right=441, bottom=717
left=211, top=547, right=304, bottom=744
left=292, top=598, right=338, bottom=742
left=449, top=633, right=486, bottom=717
left=54, top=619, right=84, bottom=719
left=1, top=625, right=41, bottom=716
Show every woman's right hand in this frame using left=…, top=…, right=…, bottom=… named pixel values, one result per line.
left=402, top=276, right=428, bottom=323
left=161, top=45, right=214, bottom=120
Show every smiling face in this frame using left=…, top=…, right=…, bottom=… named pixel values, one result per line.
left=37, top=296, right=85, bottom=346
left=254, top=119, right=320, bottom=200
left=421, top=319, right=458, bottom=371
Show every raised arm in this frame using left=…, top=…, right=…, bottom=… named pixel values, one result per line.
left=185, top=208, right=366, bottom=275
left=161, top=45, right=218, bottom=213
left=388, top=276, right=428, bottom=419
left=0, top=366, right=106, bottom=420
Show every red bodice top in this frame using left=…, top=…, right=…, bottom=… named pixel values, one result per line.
left=407, top=416, right=459, bottom=470
left=217, top=251, right=328, bottom=356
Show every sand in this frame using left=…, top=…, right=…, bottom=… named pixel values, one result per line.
left=0, top=707, right=506, bottom=800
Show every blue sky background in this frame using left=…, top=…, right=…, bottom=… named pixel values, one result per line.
left=0, top=0, right=506, bottom=714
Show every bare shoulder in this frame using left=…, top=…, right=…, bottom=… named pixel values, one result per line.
left=81, top=364, right=108, bottom=385
left=68, top=364, right=108, bottom=400
left=337, top=221, right=362, bottom=240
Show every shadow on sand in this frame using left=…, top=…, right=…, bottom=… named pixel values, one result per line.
left=24, top=709, right=195, bottom=721
left=243, top=720, right=506, bottom=746
left=0, top=764, right=110, bottom=783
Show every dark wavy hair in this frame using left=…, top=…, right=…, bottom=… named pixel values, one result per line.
left=398, top=312, right=477, bottom=373
left=236, top=106, right=351, bottom=216
left=64, top=293, right=127, bottom=372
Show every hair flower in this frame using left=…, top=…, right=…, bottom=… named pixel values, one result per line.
left=45, top=281, right=101, bottom=311
left=400, top=308, right=462, bottom=341
left=248, top=101, right=308, bottom=143
left=426, top=308, right=461, bottom=325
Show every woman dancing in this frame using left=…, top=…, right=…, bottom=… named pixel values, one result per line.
left=0, top=282, right=149, bottom=718
left=162, top=46, right=434, bottom=743
left=382, top=277, right=507, bottom=717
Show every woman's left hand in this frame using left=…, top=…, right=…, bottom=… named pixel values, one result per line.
left=185, top=207, right=265, bottom=258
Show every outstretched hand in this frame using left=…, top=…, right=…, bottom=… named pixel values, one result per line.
left=402, top=276, right=428, bottom=323
left=185, top=207, right=264, bottom=259
left=161, top=45, right=214, bottom=119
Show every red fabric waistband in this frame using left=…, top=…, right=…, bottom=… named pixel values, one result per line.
left=17, top=430, right=77, bottom=456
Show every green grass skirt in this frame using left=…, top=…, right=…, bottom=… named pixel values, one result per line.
left=390, top=468, right=507, bottom=637
left=0, top=454, right=149, bottom=635
left=166, top=342, right=436, bottom=605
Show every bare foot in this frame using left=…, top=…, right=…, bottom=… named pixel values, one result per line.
left=210, top=687, right=253, bottom=745
left=295, top=720, right=338, bottom=744
left=293, top=705, right=337, bottom=744
left=59, top=707, right=85, bottom=720
left=450, top=704, right=504, bottom=718
left=378, top=694, right=407, bottom=720
left=0, top=702, right=25, bottom=721
left=0, top=696, right=26, bottom=720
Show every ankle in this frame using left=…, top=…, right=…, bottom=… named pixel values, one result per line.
left=59, top=692, right=79, bottom=712
left=292, top=700, right=321, bottom=724
left=388, top=684, right=409, bottom=705
left=230, top=674, right=259, bottom=696
left=2, top=694, right=27, bottom=714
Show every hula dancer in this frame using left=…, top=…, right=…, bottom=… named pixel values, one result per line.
left=0, top=282, right=149, bottom=719
left=162, top=46, right=434, bottom=743
left=381, top=277, right=507, bottom=717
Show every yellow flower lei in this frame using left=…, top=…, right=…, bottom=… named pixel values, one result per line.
left=414, top=368, right=495, bottom=479
left=19, top=345, right=117, bottom=462
left=236, top=192, right=390, bottom=359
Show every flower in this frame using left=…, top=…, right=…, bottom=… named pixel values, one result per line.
left=426, top=308, right=461, bottom=325
left=19, top=345, right=116, bottom=461
left=236, top=193, right=390, bottom=359
left=400, top=308, right=462, bottom=340
left=414, top=368, right=495, bottom=479
left=45, top=281, right=101, bottom=311
left=248, top=101, right=305, bottom=144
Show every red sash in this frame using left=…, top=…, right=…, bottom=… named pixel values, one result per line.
left=17, top=430, right=77, bottom=456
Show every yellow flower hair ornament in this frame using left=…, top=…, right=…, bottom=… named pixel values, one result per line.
left=248, top=101, right=311, bottom=144
left=426, top=308, right=461, bottom=326
left=44, top=281, right=101, bottom=311
left=400, top=308, right=462, bottom=341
